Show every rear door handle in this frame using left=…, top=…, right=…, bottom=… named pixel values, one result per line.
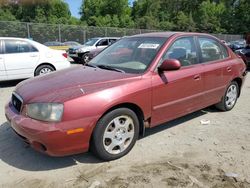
left=194, top=74, right=201, bottom=81
left=30, top=54, right=38, bottom=57
left=227, top=66, right=232, bottom=72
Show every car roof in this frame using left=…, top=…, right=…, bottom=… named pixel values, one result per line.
left=131, top=32, right=215, bottom=38
left=90, top=37, right=120, bottom=40
left=0, top=37, right=31, bottom=41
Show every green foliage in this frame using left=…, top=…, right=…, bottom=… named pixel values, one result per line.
left=0, top=8, right=16, bottom=21
left=196, top=1, right=226, bottom=33
left=0, top=0, right=249, bottom=34
left=0, top=0, right=71, bottom=24
left=80, top=0, right=134, bottom=28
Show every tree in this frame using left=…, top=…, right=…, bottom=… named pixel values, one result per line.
left=174, top=12, right=196, bottom=32
left=80, top=0, right=134, bottom=27
left=0, top=0, right=72, bottom=24
left=232, top=0, right=250, bottom=34
left=196, top=1, right=226, bottom=33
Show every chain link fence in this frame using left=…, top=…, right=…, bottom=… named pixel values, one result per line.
left=0, top=21, right=243, bottom=44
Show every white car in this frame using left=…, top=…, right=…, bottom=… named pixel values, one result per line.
left=68, top=37, right=119, bottom=63
left=0, top=37, right=71, bottom=81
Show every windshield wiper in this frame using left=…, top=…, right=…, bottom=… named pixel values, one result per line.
left=85, top=63, right=98, bottom=68
left=97, top=65, right=125, bottom=73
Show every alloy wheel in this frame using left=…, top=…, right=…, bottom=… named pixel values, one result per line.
left=225, top=84, right=238, bottom=108
left=103, top=115, right=135, bottom=155
left=39, top=67, right=52, bottom=75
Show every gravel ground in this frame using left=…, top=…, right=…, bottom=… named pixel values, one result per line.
left=0, top=72, right=250, bottom=188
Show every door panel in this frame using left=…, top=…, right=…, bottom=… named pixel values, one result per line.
left=201, top=62, right=226, bottom=105
left=151, top=65, right=204, bottom=127
left=197, top=37, right=229, bottom=105
left=151, top=36, right=205, bottom=127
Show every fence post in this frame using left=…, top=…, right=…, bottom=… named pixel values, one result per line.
left=58, top=24, right=61, bottom=42
left=83, top=29, right=86, bottom=43
left=105, top=27, right=108, bottom=37
left=27, top=23, right=30, bottom=39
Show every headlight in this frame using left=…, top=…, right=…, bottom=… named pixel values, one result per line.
left=27, top=103, right=63, bottom=122
left=76, top=48, right=85, bottom=53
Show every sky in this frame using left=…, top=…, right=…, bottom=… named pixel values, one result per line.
left=65, top=0, right=135, bottom=18
left=65, top=0, right=82, bottom=18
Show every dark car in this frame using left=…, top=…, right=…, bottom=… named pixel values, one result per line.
left=228, top=40, right=246, bottom=51
left=83, top=47, right=105, bottom=64
left=235, top=46, right=250, bottom=68
left=43, top=41, right=64, bottom=46
left=5, top=32, right=247, bottom=161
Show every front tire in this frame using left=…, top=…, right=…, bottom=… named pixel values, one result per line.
left=91, top=108, right=139, bottom=161
left=81, top=53, right=90, bottom=65
left=215, top=81, right=239, bottom=111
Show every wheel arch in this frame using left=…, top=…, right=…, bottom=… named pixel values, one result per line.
left=94, top=102, right=146, bottom=138
left=34, top=63, right=56, bottom=76
left=232, top=77, right=242, bottom=97
left=78, top=51, right=90, bottom=58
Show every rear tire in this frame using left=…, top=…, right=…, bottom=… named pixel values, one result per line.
left=35, top=65, right=55, bottom=76
left=215, top=81, right=239, bottom=111
left=91, top=108, right=139, bottom=161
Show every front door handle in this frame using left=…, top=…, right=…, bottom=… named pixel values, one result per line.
left=227, top=66, right=232, bottom=72
left=194, top=74, right=201, bottom=81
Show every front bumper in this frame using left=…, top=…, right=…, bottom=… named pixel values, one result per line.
left=5, top=102, right=96, bottom=156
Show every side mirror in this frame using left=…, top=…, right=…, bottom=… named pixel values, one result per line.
left=158, top=59, right=181, bottom=71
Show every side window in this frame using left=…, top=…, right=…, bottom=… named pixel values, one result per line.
left=162, top=37, right=198, bottom=66
left=220, top=44, right=229, bottom=58
left=4, top=40, right=37, bottom=54
left=198, top=38, right=226, bottom=62
left=30, top=44, right=38, bottom=52
left=109, top=39, right=117, bottom=44
left=97, top=39, right=109, bottom=46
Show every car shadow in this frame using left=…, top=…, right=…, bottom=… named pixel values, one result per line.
left=0, top=79, right=25, bottom=88
left=0, top=122, right=102, bottom=171
left=0, top=107, right=219, bottom=171
left=143, top=107, right=216, bottom=137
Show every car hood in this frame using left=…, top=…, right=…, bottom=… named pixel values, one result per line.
left=15, top=66, right=141, bottom=103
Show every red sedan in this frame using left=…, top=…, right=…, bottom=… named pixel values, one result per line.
left=5, top=32, right=247, bottom=161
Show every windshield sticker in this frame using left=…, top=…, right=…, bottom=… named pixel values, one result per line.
left=138, top=43, right=160, bottom=49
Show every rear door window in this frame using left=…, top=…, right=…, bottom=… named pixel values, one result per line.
left=198, top=37, right=228, bottom=63
left=97, top=39, right=109, bottom=46
left=109, top=38, right=118, bottom=44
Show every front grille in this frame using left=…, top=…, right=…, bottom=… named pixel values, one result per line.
left=11, top=92, right=23, bottom=113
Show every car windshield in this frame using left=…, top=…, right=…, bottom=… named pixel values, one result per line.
left=84, top=38, right=99, bottom=46
left=90, top=37, right=167, bottom=74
